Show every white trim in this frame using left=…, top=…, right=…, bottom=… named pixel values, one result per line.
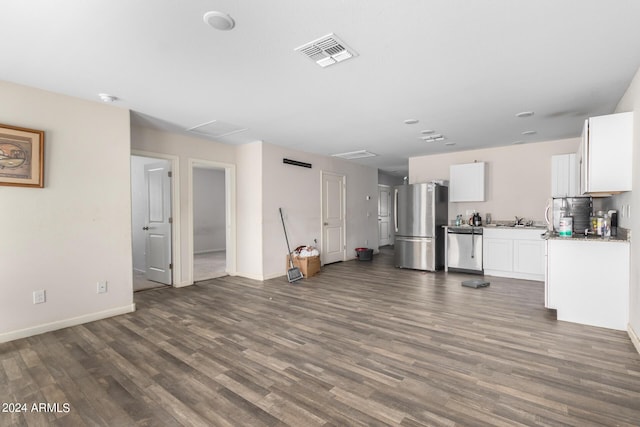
left=629, top=323, right=640, bottom=355
left=187, top=158, right=237, bottom=285
left=131, top=150, right=181, bottom=287
left=0, top=304, right=136, bottom=344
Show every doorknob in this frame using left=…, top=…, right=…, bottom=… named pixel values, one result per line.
left=323, top=222, right=328, bottom=226
left=142, top=226, right=149, bottom=231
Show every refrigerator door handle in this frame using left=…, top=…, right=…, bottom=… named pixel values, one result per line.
left=394, top=188, right=399, bottom=233
left=397, top=237, right=432, bottom=243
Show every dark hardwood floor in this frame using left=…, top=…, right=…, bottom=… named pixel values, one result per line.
left=2, top=248, right=640, bottom=426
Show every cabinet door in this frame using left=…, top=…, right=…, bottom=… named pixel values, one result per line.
left=483, top=238, right=513, bottom=272
left=450, top=162, right=485, bottom=202
left=583, top=112, right=633, bottom=193
left=514, top=239, right=544, bottom=275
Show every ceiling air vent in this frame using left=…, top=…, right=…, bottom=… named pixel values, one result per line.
left=295, top=33, right=357, bottom=68
left=187, top=120, right=247, bottom=138
left=332, top=150, right=377, bottom=160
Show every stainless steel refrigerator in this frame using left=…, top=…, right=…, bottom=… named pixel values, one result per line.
left=394, top=182, right=448, bottom=271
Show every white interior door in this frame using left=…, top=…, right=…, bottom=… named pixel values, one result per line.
left=144, top=162, right=172, bottom=284
left=378, top=185, right=391, bottom=246
left=322, top=172, right=346, bottom=264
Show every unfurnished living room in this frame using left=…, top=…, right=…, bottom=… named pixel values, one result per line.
left=2, top=1, right=640, bottom=426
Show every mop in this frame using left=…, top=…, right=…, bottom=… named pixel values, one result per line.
left=279, top=208, right=304, bottom=283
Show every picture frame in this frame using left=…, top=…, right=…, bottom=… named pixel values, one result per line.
left=0, top=123, right=45, bottom=188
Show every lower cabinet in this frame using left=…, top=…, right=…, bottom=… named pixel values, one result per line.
left=546, top=239, right=629, bottom=330
left=483, top=228, right=545, bottom=281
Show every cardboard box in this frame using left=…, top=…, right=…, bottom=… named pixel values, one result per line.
left=286, top=254, right=320, bottom=278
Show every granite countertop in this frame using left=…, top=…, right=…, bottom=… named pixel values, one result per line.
left=443, top=224, right=547, bottom=230
left=543, top=229, right=630, bottom=243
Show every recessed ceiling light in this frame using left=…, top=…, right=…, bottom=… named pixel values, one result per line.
left=421, top=129, right=434, bottom=134
left=512, top=140, right=525, bottom=145
left=516, top=111, right=534, bottom=118
left=445, top=142, right=456, bottom=146
left=404, top=119, right=419, bottom=125
left=521, top=130, right=537, bottom=135
left=98, top=93, right=117, bottom=103
left=420, top=134, right=445, bottom=142
left=203, top=11, right=235, bottom=31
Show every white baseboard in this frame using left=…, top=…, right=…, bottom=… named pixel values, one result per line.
left=0, top=304, right=136, bottom=344
left=628, top=323, right=640, bottom=355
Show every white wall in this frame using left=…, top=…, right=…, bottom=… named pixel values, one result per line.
left=193, top=167, right=226, bottom=253
left=261, top=142, right=379, bottom=279
left=409, top=138, right=580, bottom=223
left=236, top=142, right=263, bottom=280
left=131, top=125, right=236, bottom=285
left=615, top=65, right=640, bottom=346
left=0, top=81, right=134, bottom=342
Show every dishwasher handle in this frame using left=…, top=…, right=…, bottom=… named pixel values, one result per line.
left=471, top=227, right=475, bottom=258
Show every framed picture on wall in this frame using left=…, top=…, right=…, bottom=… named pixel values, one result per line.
left=0, top=123, right=45, bottom=188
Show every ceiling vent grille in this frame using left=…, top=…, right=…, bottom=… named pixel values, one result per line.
left=332, top=150, right=377, bottom=160
left=295, top=33, right=357, bottom=68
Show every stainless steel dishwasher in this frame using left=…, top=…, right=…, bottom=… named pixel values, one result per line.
left=446, top=227, right=483, bottom=274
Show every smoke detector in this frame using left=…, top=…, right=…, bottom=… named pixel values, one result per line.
left=295, top=33, right=357, bottom=68
left=203, top=11, right=235, bottom=31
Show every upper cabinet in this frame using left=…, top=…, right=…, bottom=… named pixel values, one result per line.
left=578, top=112, right=633, bottom=195
left=551, top=153, right=579, bottom=197
left=450, top=162, right=485, bottom=202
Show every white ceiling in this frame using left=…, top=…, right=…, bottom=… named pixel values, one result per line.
left=2, top=1, right=640, bottom=176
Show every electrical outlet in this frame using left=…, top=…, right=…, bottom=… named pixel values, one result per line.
left=365, top=239, right=368, bottom=246
left=97, top=281, right=108, bottom=294
left=33, top=290, right=46, bottom=304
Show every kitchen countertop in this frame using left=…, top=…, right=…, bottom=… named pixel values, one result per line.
left=443, top=225, right=630, bottom=242
left=543, top=229, right=630, bottom=243
left=443, top=224, right=547, bottom=230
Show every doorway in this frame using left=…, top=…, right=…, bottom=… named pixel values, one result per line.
left=131, top=155, right=174, bottom=291
left=192, top=166, right=227, bottom=281
left=189, top=159, right=236, bottom=284
left=321, top=171, right=346, bottom=264
left=378, top=184, right=392, bottom=246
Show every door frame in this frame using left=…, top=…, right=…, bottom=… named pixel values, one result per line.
left=131, top=150, right=180, bottom=287
left=320, top=170, right=347, bottom=265
left=187, top=158, right=237, bottom=284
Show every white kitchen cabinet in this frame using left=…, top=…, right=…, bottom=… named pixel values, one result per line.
left=546, top=238, right=629, bottom=330
left=449, top=162, right=485, bottom=202
left=483, top=237, right=512, bottom=272
left=483, top=228, right=545, bottom=281
left=578, top=112, right=633, bottom=195
left=551, top=153, right=578, bottom=197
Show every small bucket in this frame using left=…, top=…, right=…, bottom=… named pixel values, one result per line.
left=355, top=248, right=373, bottom=261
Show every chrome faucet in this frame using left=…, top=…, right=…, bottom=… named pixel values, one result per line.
left=515, top=216, right=524, bottom=226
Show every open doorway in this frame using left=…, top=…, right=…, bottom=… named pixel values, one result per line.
left=131, top=155, right=174, bottom=291
left=189, top=159, right=236, bottom=283
left=192, top=166, right=227, bottom=281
